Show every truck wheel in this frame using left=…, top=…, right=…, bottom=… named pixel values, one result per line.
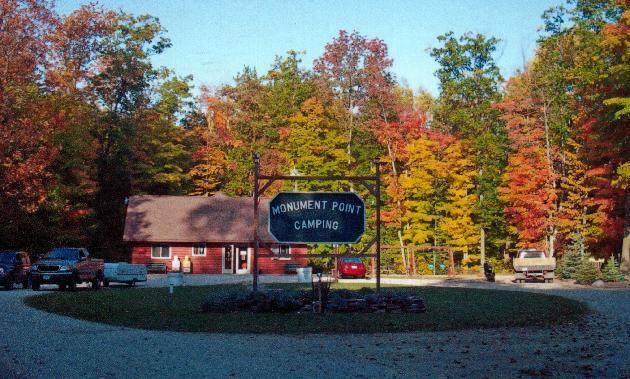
left=92, top=272, right=102, bottom=290
left=129, top=279, right=136, bottom=288
left=4, top=278, right=14, bottom=291
left=103, top=279, right=110, bottom=288
left=59, top=284, right=67, bottom=291
left=22, top=277, right=30, bottom=289
left=32, top=280, right=40, bottom=291
left=68, top=274, right=78, bottom=292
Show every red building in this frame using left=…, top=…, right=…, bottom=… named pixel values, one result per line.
left=123, top=194, right=308, bottom=274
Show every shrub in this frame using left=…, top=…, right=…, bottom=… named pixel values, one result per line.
left=601, top=256, right=624, bottom=282
left=574, top=258, right=599, bottom=285
left=486, top=257, right=512, bottom=274
left=460, top=254, right=481, bottom=274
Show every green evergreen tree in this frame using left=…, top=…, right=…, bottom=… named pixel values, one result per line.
left=558, top=234, right=586, bottom=279
left=429, top=32, right=508, bottom=259
left=574, top=257, right=599, bottom=285
left=601, top=256, right=624, bottom=282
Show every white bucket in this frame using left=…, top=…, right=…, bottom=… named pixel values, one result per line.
left=296, top=267, right=313, bottom=283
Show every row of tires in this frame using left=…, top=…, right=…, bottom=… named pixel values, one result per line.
left=3, top=273, right=140, bottom=291
left=32, top=271, right=105, bottom=291
left=2, top=271, right=105, bottom=291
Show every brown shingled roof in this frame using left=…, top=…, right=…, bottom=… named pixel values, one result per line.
left=122, top=194, right=277, bottom=243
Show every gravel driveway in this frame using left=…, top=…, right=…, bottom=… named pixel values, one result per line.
left=1, top=279, right=628, bottom=378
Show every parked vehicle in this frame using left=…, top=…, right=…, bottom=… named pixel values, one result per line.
left=31, top=248, right=104, bottom=291
left=338, top=257, right=366, bottom=279
left=0, top=251, right=31, bottom=290
left=103, top=263, right=147, bottom=287
left=513, top=249, right=556, bottom=283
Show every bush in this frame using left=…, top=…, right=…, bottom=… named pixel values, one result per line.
left=574, top=258, right=599, bottom=285
left=486, top=257, right=512, bottom=274
left=601, top=256, right=624, bottom=282
left=460, top=254, right=481, bottom=274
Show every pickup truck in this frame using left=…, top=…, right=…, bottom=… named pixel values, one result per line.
left=31, top=248, right=104, bottom=291
left=513, top=249, right=556, bottom=283
left=0, top=251, right=31, bottom=290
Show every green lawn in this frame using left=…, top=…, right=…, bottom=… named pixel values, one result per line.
left=24, top=284, right=588, bottom=334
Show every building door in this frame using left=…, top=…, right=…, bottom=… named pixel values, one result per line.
left=222, top=245, right=234, bottom=274
left=235, top=246, right=250, bottom=274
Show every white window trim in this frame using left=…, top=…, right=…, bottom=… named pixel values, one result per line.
left=191, top=244, right=206, bottom=257
left=151, top=245, right=171, bottom=260
left=271, top=244, right=292, bottom=261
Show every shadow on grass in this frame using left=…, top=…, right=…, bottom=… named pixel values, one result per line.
left=23, top=283, right=588, bottom=334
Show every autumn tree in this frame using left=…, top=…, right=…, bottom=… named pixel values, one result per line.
left=539, top=0, right=629, bottom=258
left=314, top=30, right=390, bottom=177
left=558, top=138, right=604, bottom=244
left=438, top=141, right=479, bottom=253
left=497, top=75, right=558, bottom=251
left=401, top=137, right=441, bottom=247
left=0, top=0, right=63, bottom=250
left=188, top=86, right=235, bottom=195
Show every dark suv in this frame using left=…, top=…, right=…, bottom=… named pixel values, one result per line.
left=0, top=251, right=31, bottom=290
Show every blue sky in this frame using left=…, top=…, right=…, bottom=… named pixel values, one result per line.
left=57, top=0, right=560, bottom=95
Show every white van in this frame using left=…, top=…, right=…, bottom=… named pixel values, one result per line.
left=103, top=263, right=147, bottom=287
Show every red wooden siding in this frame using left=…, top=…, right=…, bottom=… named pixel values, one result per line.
left=131, top=243, right=308, bottom=274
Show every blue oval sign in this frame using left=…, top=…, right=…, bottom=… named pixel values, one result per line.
left=268, top=192, right=365, bottom=244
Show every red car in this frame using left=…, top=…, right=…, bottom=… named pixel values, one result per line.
left=338, top=257, right=366, bottom=279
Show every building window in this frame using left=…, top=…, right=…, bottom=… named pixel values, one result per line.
left=192, top=244, right=206, bottom=256
left=271, top=244, right=291, bottom=260
left=151, top=245, right=170, bottom=259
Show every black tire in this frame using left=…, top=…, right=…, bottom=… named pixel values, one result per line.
left=4, top=278, right=14, bottom=291
left=92, top=271, right=103, bottom=290
left=128, top=279, right=137, bottom=288
left=59, top=284, right=67, bottom=291
left=32, top=280, right=40, bottom=291
left=68, top=273, right=78, bottom=292
left=103, top=279, right=110, bottom=288
left=22, top=277, right=30, bottom=289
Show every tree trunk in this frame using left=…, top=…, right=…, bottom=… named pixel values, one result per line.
left=397, top=229, right=407, bottom=275
left=548, top=230, right=556, bottom=257
left=480, top=227, right=486, bottom=267
left=621, top=191, right=630, bottom=272
left=386, top=139, right=408, bottom=275
left=447, top=249, right=455, bottom=277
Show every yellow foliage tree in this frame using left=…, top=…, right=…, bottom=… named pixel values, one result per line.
left=400, top=137, right=440, bottom=245
left=189, top=146, right=231, bottom=196
left=437, top=142, right=479, bottom=252
left=281, top=97, right=350, bottom=191
left=558, top=138, right=604, bottom=241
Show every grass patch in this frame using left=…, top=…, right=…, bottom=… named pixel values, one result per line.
left=24, top=283, right=587, bottom=334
